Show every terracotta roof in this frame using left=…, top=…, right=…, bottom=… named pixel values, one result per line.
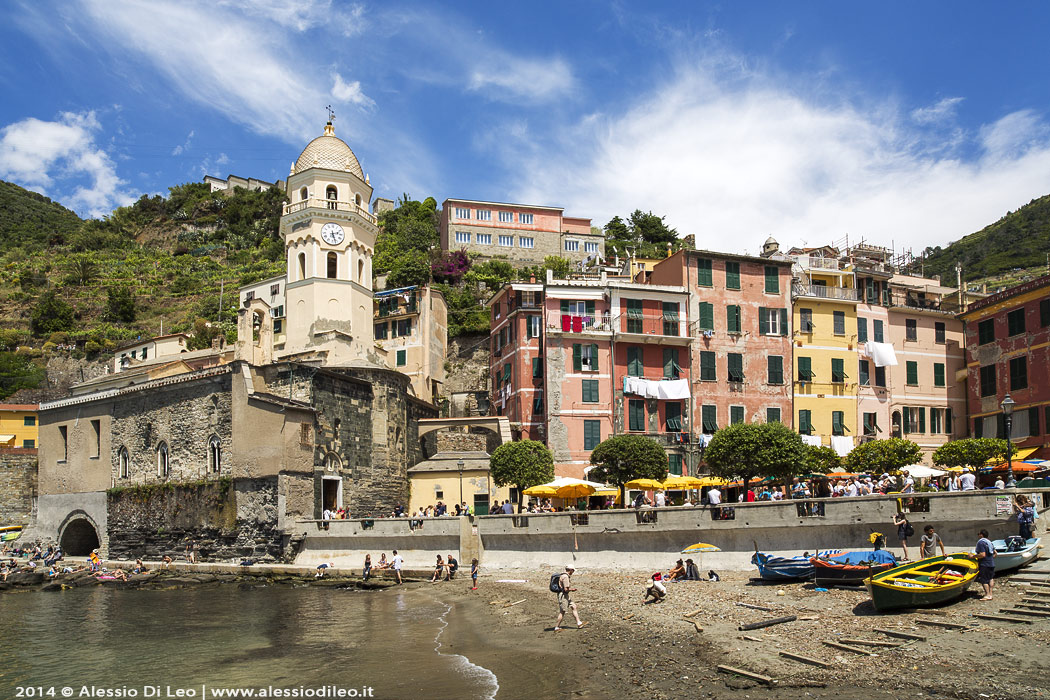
left=0, top=404, right=38, bottom=411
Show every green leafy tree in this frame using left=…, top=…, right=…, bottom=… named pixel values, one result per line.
left=64, top=254, right=99, bottom=286
left=463, top=260, right=516, bottom=290
left=374, top=195, right=439, bottom=276
left=589, top=435, right=668, bottom=503
left=628, top=209, right=678, bottom=245
left=0, top=351, right=45, bottom=399
left=704, top=422, right=809, bottom=493
left=186, top=318, right=226, bottom=351
left=932, top=438, right=1013, bottom=471
left=843, top=438, right=922, bottom=474
left=105, top=286, right=137, bottom=323
left=385, top=249, right=432, bottom=289
left=603, top=215, right=630, bottom=241
left=805, top=444, right=841, bottom=474
left=30, top=291, right=75, bottom=337
left=490, top=440, right=555, bottom=511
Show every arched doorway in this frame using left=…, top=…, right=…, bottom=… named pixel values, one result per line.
left=60, top=518, right=100, bottom=556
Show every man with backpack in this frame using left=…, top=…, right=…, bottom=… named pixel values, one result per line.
left=552, top=565, right=585, bottom=631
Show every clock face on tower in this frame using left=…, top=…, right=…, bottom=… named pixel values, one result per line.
left=320, top=222, right=345, bottom=245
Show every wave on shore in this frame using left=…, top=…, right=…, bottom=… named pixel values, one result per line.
left=434, top=602, right=499, bottom=700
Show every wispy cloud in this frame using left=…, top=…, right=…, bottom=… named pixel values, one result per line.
left=467, top=55, right=574, bottom=102
left=510, top=54, right=1050, bottom=254
left=331, top=73, right=375, bottom=109
left=0, top=111, right=134, bottom=217
left=171, top=130, right=195, bottom=156
left=911, top=96, right=964, bottom=125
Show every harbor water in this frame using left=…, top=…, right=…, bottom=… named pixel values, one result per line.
left=0, top=586, right=499, bottom=699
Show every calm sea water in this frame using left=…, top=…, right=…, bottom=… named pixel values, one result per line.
left=0, top=586, right=497, bottom=700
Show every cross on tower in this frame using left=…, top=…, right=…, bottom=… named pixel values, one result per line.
left=326, top=105, right=336, bottom=123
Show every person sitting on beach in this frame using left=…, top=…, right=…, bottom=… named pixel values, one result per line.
left=161, top=555, right=173, bottom=569
left=430, top=555, right=446, bottom=582
left=684, top=559, right=701, bottom=581
left=446, top=554, right=459, bottom=581
left=644, top=573, right=667, bottom=603
left=363, top=554, right=372, bottom=581
left=133, top=558, right=148, bottom=574
left=667, top=559, right=686, bottom=581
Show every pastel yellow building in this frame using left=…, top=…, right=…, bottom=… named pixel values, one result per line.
left=0, top=404, right=39, bottom=449
left=789, top=248, right=859, bottom=453
left=407, top=451, right=511, bottom=516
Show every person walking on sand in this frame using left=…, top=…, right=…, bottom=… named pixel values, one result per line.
left=391, top=550, right=403, bottom=584
left=975, top=529, right=995, bottom=601
left=893, top=512, right=912, bottom=561
left=554, top=565, right=584, bottom=631
left=920, top=525, right=946, bottom=558
left=470, top=558, right=479, bottom=590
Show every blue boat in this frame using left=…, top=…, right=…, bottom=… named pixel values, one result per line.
left=751, top=550, right=841, bottom=581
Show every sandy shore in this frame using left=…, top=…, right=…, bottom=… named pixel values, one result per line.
left=431, top=567, right=1050, bottom=700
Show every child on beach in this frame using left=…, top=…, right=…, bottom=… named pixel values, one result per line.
left=470, top=558, right=479, bottom=590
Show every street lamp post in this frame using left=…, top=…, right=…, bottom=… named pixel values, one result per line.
left=457, top=459, right=465, bottom=511
left=1001, top=394, right=1016, bottom=488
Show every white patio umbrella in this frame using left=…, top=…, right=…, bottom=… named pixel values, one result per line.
left=901, top=464, right=946, bottom=479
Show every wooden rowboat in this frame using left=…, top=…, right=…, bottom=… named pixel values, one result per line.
left=810, top=549, right=897, bottom=586
left=992, top=537, right=1041, bottom=574
left=865, top=554, right=978, bottom=612
left=751, top=550, right=840, bottom=581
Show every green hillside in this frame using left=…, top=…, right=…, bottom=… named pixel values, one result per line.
left=920, top=193, right=1050, bottom=282
left=0, top=180, right=84, bottom=249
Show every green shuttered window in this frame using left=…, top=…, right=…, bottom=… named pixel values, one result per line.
left=725, top=261, right=740, bottom=290
left=767, top=355, right=783, bottom=384
left=582, top=379, right=599, bottom=403
left=697, top=258, right=713, bottom=287
left=701, top=405, right=717, bottom=433
left=629, top=399, right=645, bottom=431
left=906, top=361, right=918, bottom=386
left=726, top=305, right=741, bottom=333
left=764, top=265, right=779, bottom=294
left=627, top=346, right=643, bottom=377
left=700, top=351, right=716, bottom=381
left=698, top=302, right=714, bottom=331
left=584, top=420, right=600, bottom=450
left=933, top=362, right=945, bottom=387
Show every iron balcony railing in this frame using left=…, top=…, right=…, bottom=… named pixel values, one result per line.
left=792, top=284, right=859, bottom=301
left=611, top=312, right=687, bottom=337
left=545, top=312, right=613, bottom=333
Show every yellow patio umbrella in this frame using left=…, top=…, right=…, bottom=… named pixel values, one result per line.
left=625, top=478, right=664, bottom=490
left=593, top=486, right=620, bottom=497
left=944, top=467, right=964, bottom=473
left=555, top=483, right=597, bottom=499
left=523, top=484, right=558, bottom=497
left=662, top=475, right=704, bottom=490
left=681, top=542, right=721, bottom=554
left=696, top=476, right=728, bottom=487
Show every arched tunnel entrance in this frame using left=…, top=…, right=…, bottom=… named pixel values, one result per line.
left=60, top=518, right=100, bottom=556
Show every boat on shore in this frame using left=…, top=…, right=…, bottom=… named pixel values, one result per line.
left=751, top=550, right=840, bottom=581
left=0, top=526, right=22, bottom=543
left=811, top=549, right=897, bottom=586
left=992, top=537, right=1041, bottom=574
left=865, top=554, right=978, bottom=612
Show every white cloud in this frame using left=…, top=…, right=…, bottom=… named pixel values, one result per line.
left=331, top=73, right=375, bottom=108
left=216, top=0, right=365, bottom=35
left=911, top=96, right=964, bottom=125
left=510, top=58, right=1050, bottom=254
left=467, top=55, right=574, bottom=101
left=0, top=111, right=133, bottom=217
left=171, top=129, right=195, bottom=156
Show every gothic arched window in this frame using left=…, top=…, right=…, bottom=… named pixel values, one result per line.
left=157, top=442, right=170, bottom=478
left=118, top=446, right=129, bottom=479
left=208, top=436, right=221, bottom=474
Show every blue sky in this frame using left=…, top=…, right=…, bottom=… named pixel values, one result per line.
left=2, top=1, right=1050, bottom=257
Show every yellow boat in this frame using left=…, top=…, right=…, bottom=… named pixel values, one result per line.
left=0, top=525, right=22, bottom=542
left=865, top=554, right=978, bottom=611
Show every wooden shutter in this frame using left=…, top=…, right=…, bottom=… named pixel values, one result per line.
left=700, top=351, right=715, bottom=380
left=779, top=308, right=788, bottom=336
left=699, top=302, right=714, bottom=331
left=758, top=307, right=769, bottom=334
left=857, top=317, right=868, bottom=343
left=798, top=356, right=812, bottom=381
left=934, top=363, right=945, bottom=387
left=572, top=343, right=582, bottom=372
left=918, top=407, right=926, bottom=434
left=764, top=265, right=779, bottom=293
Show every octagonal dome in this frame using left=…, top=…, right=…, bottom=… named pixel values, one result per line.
left=293, top=123, right=364, bottom=179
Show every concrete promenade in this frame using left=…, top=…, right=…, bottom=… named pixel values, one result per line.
left=293, top=489, right=1048, bottom=571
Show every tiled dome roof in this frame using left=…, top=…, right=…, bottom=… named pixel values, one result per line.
left=293, top=123, right=363, bottom=179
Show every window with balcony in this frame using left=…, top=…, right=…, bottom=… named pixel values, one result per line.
left=499, top=235, right=514, bottom=247
left=1007, top=308, right=1026, bottom=336
left=833, top=311, right=845, bottom=336
left=582, top=379, right=599, bottom=403
left=663, top=347, right=681, bottom=378
left=1010, top=356, right=1028, bottom=391
left=584, top=241, right=599, bottom=253
left=696, top=258, right=713, bottom=287
left=978, top=318, right=995, bottom=345
left=906, top=318, right=917, bottom=341
left=455, top=231, right=471, bottom=244
left=662, top=302, right=680, bottom=335
left=728, top=353, right=744, bottom=382
left=476, top=209, right=491, bottom=221
left=573, top=343, right=599, bottom=372
left=730, top=405, right=744, bottom=425
left=666, top=402, right=684, bottom=431
left=519, top=236, right=534, bottom=249
left=935, top=321, right=946, bottom=344
left=766, top=407, right=781, bottom=423
left=625, top=299, right=644, bottom=333
left=629, top=399, right=646, bottom=431
left=764, top=265, right=780, bottom=294
left=584, top=420, right=601, bottom=449
left=797, top=356, right=814, bottom=382
left=700, top=351, right=715, bottom=380
left=934, top=362, right=945, bottom=387
left=476, top=233, right=492, bottom=245
left=979, top=364, right=997, bottom=397
left=799, top=308, right=814, bottom=332
left=697, top=302, right=714, bottom=332
left=726, top=305, right=741, bottom=334
left=498, top=211, right=513, bottom=223
left=561, top=300, right=596, bottom=331
left=767, top=355, right=783, bottom=384
left=832, top=411, right=845, bottom=436
left=701, top=405, right=717, bottom=434
left=831, top=358, right=847, bottom=383
left=519, top=213, right=533, bottom=224
left=627, top=346, right=644, bottom=377
left=798, top=409, right=813, bottom=435
left=725, top=261, right=741, bottom=290
left=857, top=317, right=868, bottom=343
left=906, top=361, right=918, bottom=386
left=859, top=359, right=869, bottom=386
left=455, top=207, right=470, bottom=219
left=873, top=319, right=884, bottom=343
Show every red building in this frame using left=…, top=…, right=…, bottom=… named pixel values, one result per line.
left=960, top=275, right=1050, bottom=453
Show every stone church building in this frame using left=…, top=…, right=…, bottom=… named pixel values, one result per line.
left=30, top=123, right=437, bottom=561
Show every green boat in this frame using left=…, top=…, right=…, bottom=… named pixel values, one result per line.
left=864, top=554, right=978, bottom=612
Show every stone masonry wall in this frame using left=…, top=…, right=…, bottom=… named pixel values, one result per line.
left=106, top=477, right=282, bottom=562
left=435, top=431, right=487, bottom=452
left=0, top=449, right=37, bottom=527
left=444, top=333, right=491, bottom=399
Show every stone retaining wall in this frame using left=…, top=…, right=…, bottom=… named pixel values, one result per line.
left=0, top=449, right=37, bottom=526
